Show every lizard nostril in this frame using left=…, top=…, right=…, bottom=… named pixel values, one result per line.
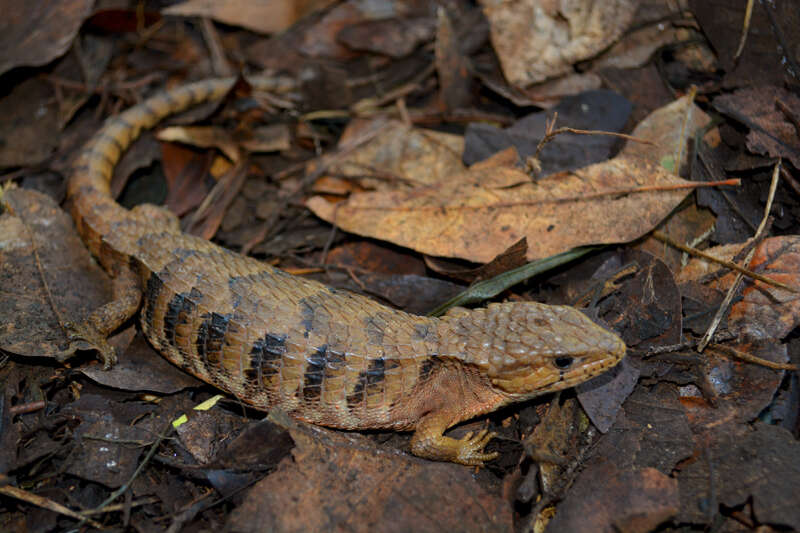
left=554, top=356, right=574, bottom=369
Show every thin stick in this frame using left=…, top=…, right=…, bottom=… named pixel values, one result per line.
left=707, top=343, right=797, bottom=370
left=0, top=486, right=103, bottom=528
left=530, top=113, right=655, bottom=175
left=674, top=86, right=697, bottom=172
left=201, top=18, right=233, bottom=77
left=651, top=230, right=797, bottom=293
left=352, top=179, right=741, bottom=211
left=698, top=160, right=782, bottom=351
left=733, top=0, right=755, bottom=61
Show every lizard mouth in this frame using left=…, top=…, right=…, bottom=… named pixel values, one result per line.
left=490, top=347, right=625, bottom=398
left=558, top=353, right=622, bottom=389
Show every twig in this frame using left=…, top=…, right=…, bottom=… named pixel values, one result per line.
left=651, top=230, right=796, bottom=293
left=674, top=86, right=697, bottom=175
left=0, top=486, right=103, bottom=528
left=80, top=496, right=160, bottom=516
left=630, top=331, right=738, bottom=357
left=698, top=160, right=782, bottom=351
left=733, top=0, right=755, bottom=61
left=344, top=266, right=367, bottom=291
left=201, top=18, right=233, bottom=77
left=79, top=421, right=173, bottom=525
left=351, top=179, right=741, bottom=211
left=776, top=98, right=800, bottom=135
left=780, top=165, right=800, bottom=199
left=707, top=343, right=797, bottom=370
left=8, top=400, right=46, bottom=416
left=530, top=113, right=655, bottom=176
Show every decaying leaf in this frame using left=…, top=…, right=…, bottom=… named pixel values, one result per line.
left=157, top=126, right=241, bottom=163
left=80, top=332, right=203, bottom=395
left=0, top=188, right=111, bottom=360
left=0, top=79, right=60, bottom=168
left=677, top=423, right=800, bottom=530
left=713, top=86, right=800, bottom=168
left=480, top=0, right=639, bottom=87
left=226, top=416, right=513, bottom=532
left=689, top=0, right=800, bottom=87
left=0, top=0, right=94, bottom=76
left=309, top=94, right=712, bottom=263
left=621, top=93, right=712, bottom=171
left=321, top=119, right=465, bottom=190
left=676, top=236, right=800, bottom=340
left=163, top=0, right=336, bottom=35
left=308, top=154, right=694, bottom=263
left=546, top=461, right=679, bottom=533
left=590, top=383, right=694, bottom=476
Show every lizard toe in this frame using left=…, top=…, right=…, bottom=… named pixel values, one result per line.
left=63, top=321, right=118, bottom=369
left=456, top=429, right=498, bottom=466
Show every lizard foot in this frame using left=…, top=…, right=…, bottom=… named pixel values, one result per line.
left=410, top=424, right=499, bottom=466
left=455, top=429, right=499, bottom=466
left=63, top=320, right=117, bottom=369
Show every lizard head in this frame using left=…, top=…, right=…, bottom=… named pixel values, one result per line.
left=440, top=302, right=626, bottom=399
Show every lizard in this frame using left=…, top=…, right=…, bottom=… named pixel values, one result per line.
left=65, top=74, right=626, bottom=465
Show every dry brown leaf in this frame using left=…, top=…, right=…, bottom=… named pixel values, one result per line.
left=480, top=0, right=638, bottom=87
left=0, top=188, right=111, bottom=359
left=621, top=93, right=712, bottom=171
left=238, top=124, right=291, bottom=153
left=308, top=154, right=693, bottom=263
left=713, top=86, right=800, bottom=168
left=547, top=462, right=679, bottom=533
left=592, top=23, right=688, bottom=71
left=323, top=119, right=465, bottom=190
left=514, top=72, right=603, bottom=108
left=689, top=0, right=800, bottom=88
left=677, top=236, right=800, bottom=340
left=435, top=7, right=472, bottom=111
left=163, top=0, right=336, bottom=35
left=0, top=79, right=60, bottom=168
left=677, top=423, right=800, bottom=530
left=309, top=93, right=711, bottom=263
left=226, top=419, right=513, bottom=532
left=157, top=126, right=241, bottom=163
left=0, top=0, right=94, bottom=76
left=635, top=203, right=716, bottom=273
left=161, top=142, right=214, bottom=217
left=629, top=94, right=718, bottom=269
left=337, top=15, right=436, bottom=58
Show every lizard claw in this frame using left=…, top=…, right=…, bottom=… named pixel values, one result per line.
left=63, top=320, right=118, bottom=369
left=456, top=429, right=498, bottom=466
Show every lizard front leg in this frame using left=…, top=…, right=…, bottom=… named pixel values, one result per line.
left=65, top=263, right=141, bottom=368
left=410, top=411, right=498, bottom=466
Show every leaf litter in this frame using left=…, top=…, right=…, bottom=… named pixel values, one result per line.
left=1, top=1, right=800, bottom=532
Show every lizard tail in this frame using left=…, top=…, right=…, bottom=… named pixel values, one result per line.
left=67, top=75, right=294, bottom=264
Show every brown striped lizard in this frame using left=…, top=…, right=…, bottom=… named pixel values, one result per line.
left=65, top=75, right=626, bottom=465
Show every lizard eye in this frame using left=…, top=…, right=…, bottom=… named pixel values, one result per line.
left=554, top=356, right=574, bottom=370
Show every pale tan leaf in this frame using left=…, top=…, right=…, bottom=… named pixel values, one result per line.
left=238, top=124, right=291, bottom=153
left=308, top=155, right=692, bottom=263
left=621, top=93, right=712, bottom=172
left=163, top=0, right=336, bottom=35
left=480, top=0, right=638, bottom=87
left=157, top=126, right=241, bottom=163
left=324, top=119, right=465, bottom=190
